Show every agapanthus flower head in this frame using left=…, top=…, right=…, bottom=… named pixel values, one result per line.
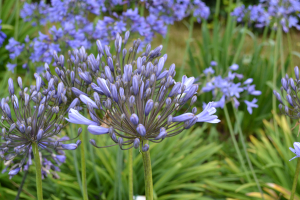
left=0, top=77, right=82, bottom=178
left=201, top=63, right=261, bottom=114
left=66, top=33, right=220, bottom=151
left=274, top=66, right=300, bottom=120
left=49, top=31, right=163, bottom=102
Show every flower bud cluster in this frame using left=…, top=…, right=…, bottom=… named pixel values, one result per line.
left=0, top=76, right=81, bottom=178
left=274, top=66, right=300, bottom=119
left=66, top=34, right=220, bottom=152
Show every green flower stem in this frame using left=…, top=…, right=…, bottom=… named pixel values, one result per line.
left=278, top=26, right=285, bottom=77
left=128, top=148, right=133, bottom=200
left=223, top=104, right=251, bottom=182
left=141, top=146, right=153, bottom=200
left=0, top=0, right=2, bottom=19
left=14, top=0, right=19, bottom=40
left=15, top=170, right=28, bottom=200
left=80, top=132, right=89, bottom=200
left=70, top=125, right=82, bottom=192
left=14, top=0, right=20, bottom=74
left=287, top=31, right=294, bottom=68
left=179, top=16, right=194, bottom=79
left=290, top=158, right=300, bottom=200
left=32, top=142, right=43, bottom=200
left=114, top=148, right=123, bottom=200
left=232, top=26, right=247, bottom=64
left=231, top=101, right=264, bottom=199
left=272, top=28, right=280, bottom=138
left=162, top=25, right=170, bottom=55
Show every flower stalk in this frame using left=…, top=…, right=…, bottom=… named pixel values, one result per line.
left=32, top=142, right=43, bottom=200
left=80, top=132, right=89, bottom=200
left=231, top=101, right=264, bottom=199
left=128, top=148, right=133, bottom=200
left=141, top=143, right=153, bottom=200
left=290, top=158, right=300, bottom=200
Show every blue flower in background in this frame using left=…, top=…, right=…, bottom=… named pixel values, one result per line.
left=244, top=98, right=258, bottom=114
left=232, top=0, right=300, bottom=32
left=5, top=38, right=25, bottom=60
left=201, top=62, right=261, bottom=114
left=204, top=67, right=215, bottom=75
left=6, top=63, right=17, bottom=72
left=0, top=20, right=6, bottom=47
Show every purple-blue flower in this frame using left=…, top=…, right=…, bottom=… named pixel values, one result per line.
left=244, top=98, right=258, bottom=114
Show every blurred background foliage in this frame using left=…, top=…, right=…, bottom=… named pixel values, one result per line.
left=0, top=0, right=300, bottom=199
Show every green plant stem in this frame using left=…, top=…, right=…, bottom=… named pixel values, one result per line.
left=278, top=27, right=285, bottom=77
left=14, top=0, right=20, bottom=74
left=139, top=2, right=144, bottom=17
left=290, top=158, right=300, bottom=200
left=273, top=29, right=280, bottom=138
left=128, top=148, right=133, bottom=200
left=114, top=148, right=123, bottom=200
left=32, top=142, right=43, bottom=200
left=14, top=0, right=19, bottom=40
left=162, top=25, right=170, bottom=54
left=231, top=101, right=264, bottom=199
left=141, top=145, right=153, bottom=200
left=223, top=104, right=251, bottom=182
left=80, top=133, right=89, bottom=200
left=179, top=17, right=194, bottom=79
left=0, top=0, right=2, bottom=19
left=70, top=125, right=82, bottom=192
left=15, top=170, right=28, bottom=200
left=287, top=31, right=294, bottom=69
left=232, top=26, right=247, bottom=64
left=85, top=108, right=100, bottom=190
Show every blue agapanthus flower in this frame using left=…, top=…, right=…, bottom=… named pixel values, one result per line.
left=0, top=77, right=82, bottom=179
left=201, top=62, right=261, bottom=114
left=61, top=34, right=220, bottom=151
left=231, top=0, right=300, bottom=32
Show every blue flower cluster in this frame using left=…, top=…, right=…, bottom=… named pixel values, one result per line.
left=6, top=0, right=210, bottom=73
left=231, top=0, right=300, bottom=32
left=201, top=62, right=261, bottom=114
left=144, top=0, right=210, bottom=24
left=0, top=77, right=82, bottom=178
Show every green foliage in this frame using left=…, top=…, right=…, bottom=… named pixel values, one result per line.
left=187, top=8, right=292, bottom=135
left=0, top=126, right=224, bottom=200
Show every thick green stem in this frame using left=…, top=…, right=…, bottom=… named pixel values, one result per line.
left=231, top=101, right=264, bottom=199
left=114, top=148, right=123, bottom=200
left=32, top=142, right=43, bottom=200
left=141, top=147, right=153, bottom=200
left=128, top=148, right=133, bottom=200
left=79, top=133, right=89, bottom=200
left=278, top=27, right=285, bottom=77
left=290, top=158, right=300, bottom=200
left=162, top=25, right=170, bottom=54
left=224, top=104, right=251, bottom=182
left=287, top=31, right=294, bottom=68
left=273, top=29, right=280, bottom=138
left=70, top=125, right=82, bottom=192
left=14, top=0, right=20, bottom=74
left=14, top=0, right=19, bottom=40
left=179, top=17, right=194, bottom=79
